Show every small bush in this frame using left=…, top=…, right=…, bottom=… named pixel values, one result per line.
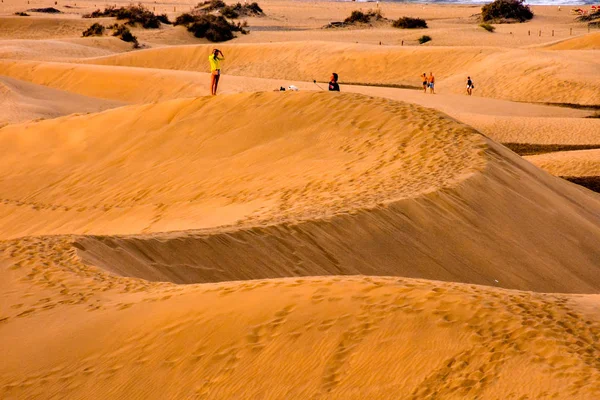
left=195, top=1, right=264, bottom=18
left=479, top=23, right=495, bottom=32
left=175, top=13, right=247, bottom=42
left=82, top=23, right=105, bottom=37
left=197, top=0, right=227, bottom=12
left=392, top=17, right=427, bottom=29
left=83, top=4, right=165, bottom=29
left=110, top=24, right=139, bottom=47
left=157, top=14, right=171, bottom=24
left=418, top=35, right=431, bottom=44
left=343, top=9, right=383, bottom=25
left=221, top=5, right=239, bottom=19
left=174, top=13, right=198, bottom=26
left=14, top=12, right=30, bottom=16
left=481, top=0, right=533, bottom=23
left=27, top=7, right=61, bottom=13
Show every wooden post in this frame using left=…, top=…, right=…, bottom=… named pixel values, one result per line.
left=539, top=30, right=541, bottom=37
left=401, top=40, right=404, bottom=46
left=528, top=30, right=530, bottom=36
left=552, top=30, right=554, bottom=36
left=570, top=27, right=572, bottom=35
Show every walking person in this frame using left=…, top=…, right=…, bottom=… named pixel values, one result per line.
left=209, top=48, right=224, bottom=96
left=421, top=73, right=428, bottom=93
left=329, top=73, right=340, bottom=91
left=466, top=76, right=474, bottom=96
left=428, top=72, right=435, bottom=94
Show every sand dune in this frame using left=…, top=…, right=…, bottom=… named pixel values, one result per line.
left=526, top=149, right=600, bottom=177
left=545, top=32, right=600, bottom=50
left=2, top=92, right=600, bottom=293
left=0, top=76, right=124, bottom=125
left=0, top=16, right=95, bottom=39
left=1, top=238, right=600, bottom=399
left=457, top=114, right=600, bottom=145
left=2, top=2, right=600, bottom=398
left=87, top=42, right=600, bottom=104
left=0, top=38, right=132, bottom=61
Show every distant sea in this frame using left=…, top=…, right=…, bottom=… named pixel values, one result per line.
left=357, top=0, right=598, bottom=5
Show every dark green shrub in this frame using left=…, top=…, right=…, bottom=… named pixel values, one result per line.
left=195, top=1, right=264, bottom=18
left=157, top=14, right=171, bottom=24
left=247, top=2, right=263, bottom=14
left=83, top=4, right=163, bottom=29
left=418, top=35, right=431, bottom=44
left=221, top=5, right=239, bottom=19
left=479, top=23, right=495, bottom=32
left=197, top=0, right=227, bottom=12
left=345, top=10, right=371, bottom=24
left=392, top=17, right=427, bottom=29
left=188, top=14, right=246, bottom=41
left=343, top=9, right=383, bottom=25
left=481, top=0, right=533, bottom=23
left=176, top=13, right=246, bottom=41
left=110, top=24, right=139, bottom=47
left=174, top=13, right=197, bottom=26
left=27, top=7, right=61, bottom=13
left=82, top=23, right=105, bottom=37
left=14, top=12, right=30, bottom=16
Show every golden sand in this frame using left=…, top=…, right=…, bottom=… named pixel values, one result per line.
left=1, top=1, right=600, bottom=398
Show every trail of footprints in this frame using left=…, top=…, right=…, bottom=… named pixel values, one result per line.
left=1, top=239, right=600, bottom=399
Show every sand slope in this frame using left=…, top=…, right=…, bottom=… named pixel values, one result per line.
left=0, top=38, right=132, bottom=61
left=526, top=149, right=600, bottom=177
left=87, top=42, right=600, bottom=104
left=0, top=76, right=124, bottom=125
left=1, top=238, right=600, bottom=399
left=2, top=92, right=600, bottom=293
left=545, top=32, right=600, bottom=50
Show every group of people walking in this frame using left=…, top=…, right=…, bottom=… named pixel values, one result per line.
left=421, top=72, right=435, bottom=94
left=209, top=49, right=473, bottom=97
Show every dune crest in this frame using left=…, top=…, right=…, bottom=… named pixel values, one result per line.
left=87, top=42, right=600, bottom=105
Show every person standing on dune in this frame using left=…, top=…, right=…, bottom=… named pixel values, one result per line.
left=428, top=72, right=435, bottom=94
left=209, top=48, right=224, bottom=96
left=421, top=73, right=428, bottom=93
left=466, top=76, right=474, bottom=96
left=329, top=73, right=340, bottom=91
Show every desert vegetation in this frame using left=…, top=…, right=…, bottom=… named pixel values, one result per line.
left=81, top=23, right=139, bottom=47
left=191, top=0, right=264, bottom=18
left=344, top=9, right=383, bottom=25
left=174, top=13, right=248, bottom=42
left=480, top=23, right=496, bottom=32
left=82, top=23, right=105, bottom=37
left=481, top=0, right=533, bottom=23
left=418, top=35, right=432, bottom=44
left=14, top=12, right=30, bottom=16
left=27, top=7, right=61, bottom=13
left=392, top=17, right=427, bottom=29
left=83, top=5, right=170, bottom=28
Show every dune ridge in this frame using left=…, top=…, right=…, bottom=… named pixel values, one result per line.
left=1, top=92, right=600, bottom=293
left=86, top=41, right=600, bottom=105
left=1, top=3, right=600, bottom=398
left=0, top=75, right=124, bottom=125
left=2, top=234, right=600, bottom=399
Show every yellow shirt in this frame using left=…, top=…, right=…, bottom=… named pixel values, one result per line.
left=209, top=55, right=223, bottom=71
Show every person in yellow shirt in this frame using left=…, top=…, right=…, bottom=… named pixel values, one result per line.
left=209, top=49, right=224, bottom=95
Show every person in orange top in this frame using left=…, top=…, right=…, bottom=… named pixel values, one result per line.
left=209, top=49, right=224, bottom=96
left=428, top=72, right=435, bottom=94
